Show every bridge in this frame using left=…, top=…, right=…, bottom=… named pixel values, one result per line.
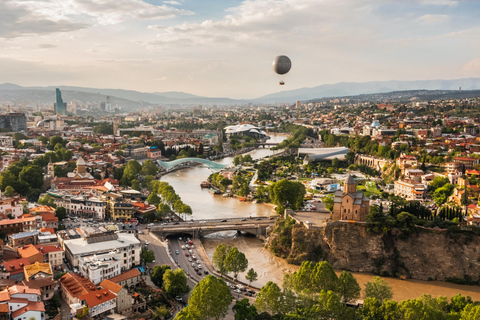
left=150, top=216, right=277, bottom=239
left=157, top=158, right=228, bottom=171
left=256, top=142, right=281, bottom=148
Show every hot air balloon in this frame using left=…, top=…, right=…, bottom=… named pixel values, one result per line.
left=272, top=55, right=291, bottom=85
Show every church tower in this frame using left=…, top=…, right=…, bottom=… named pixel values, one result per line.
left=76, top=157, right=87, bottom=175
left=47, top=157, right=54, bottom=177
left=344, top=174, right=357, bottom=194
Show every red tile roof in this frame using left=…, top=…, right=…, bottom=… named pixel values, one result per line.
left=11, top=301, right=45, bottom=319
left=80, top=289, right=116, bottom=308
left=34, top=245, right=64, bottom=254
left=108, top=268, right=141, bottom=283
left=4, top=258, right=30, bottom=274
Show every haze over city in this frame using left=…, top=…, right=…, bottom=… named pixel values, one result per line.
left=1, top=0, right=480, bottom=98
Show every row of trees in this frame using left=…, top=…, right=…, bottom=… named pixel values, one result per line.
left=212, top=244, right=250, bottom=280
left=146, top=181, right=192, bottom=221
left=233, top=154, right=253, bottom=166
left=0, top=157, right=44, bottom=201
left=149, top=265, right=190, bottom=299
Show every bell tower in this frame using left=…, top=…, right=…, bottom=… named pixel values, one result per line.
left=344, top=175, right=357, bottom=194
left=47, top=157, right=54, bottom=177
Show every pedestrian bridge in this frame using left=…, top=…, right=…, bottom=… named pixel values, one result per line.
left=157, top=158, right=227, bottom=170
left=150, top=217, right=276, bottom=239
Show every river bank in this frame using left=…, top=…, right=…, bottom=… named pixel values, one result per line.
left=202, top=232, right=480, bottom=302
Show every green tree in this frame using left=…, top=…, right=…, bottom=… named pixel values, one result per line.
left=337, top=271, right=361, bottom=303
left=141, top=160, right=158, bottom=176
left=49, top=136, right=65, bottom=149
left=242, top=154, right=253, bottom=163
left=131, top=179, right=141, bottom=191
left=432, top=183, right=454, bottom=207
left=233, top=155, right=243, bottom=166
left=153, top=306, right=171, bottom=320
left=37, top=135, right=49, bottom=145
left=224, top=247, right=248, bottom=279
left=428, top=176, right=449, bottom=192
left=212, top=244, right=230, bottom=277
left=323, top=193, right=334, bottom=211
left=18, top=164, right=44, bottom=190
left=269, top=179, right=306, bottom=212
left=150, top=265, right=171, bottom=288
left=284, top=261, right=338, bottom=295
left=185, top=275, right=232, bottom=320
left=174, top=307, right=199, bottom=320
left=245, top=268, right=258, bottom=287
left=233, top=299, right=258, bottom=320
left=38, top=194, right=56, bottom=207
left=3, top=186, right=14, bottom=197
left=254, top=281, right=286, bottom=315
left=147, top=192, right=161, bottom=206
left=365, top=276, right=393, bottom=302
left=162, top=268, right=190, bottom=298
left=55, top=207, right=67, bottom=221
left=141, top=249, right=155, bottom=264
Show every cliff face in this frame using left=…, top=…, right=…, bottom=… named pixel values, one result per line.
left=267, top=220, right=480, bottom=281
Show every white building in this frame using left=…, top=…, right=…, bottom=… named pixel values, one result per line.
left=79, top=251, right=122, bottom=285
left=0, top=202, right=23, bottom=218
left=394, top=179, right=426, bottom=201
left=64, top=232, right=141, bottom=270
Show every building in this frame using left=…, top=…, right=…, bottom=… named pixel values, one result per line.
left=18, top=245, right=43, bottom=264
left=396, top=154, right=418, bottom=174
left=0, top=113, right=27, bottom=132
left=394, top=179, right=426, bottom=201
left=35, top=245, right=64, bottom=270
left=108, top=268, right=141, bottom=288
left=454, top=157, right=479, bottom=170
left=59, top=272, right=97, bottom=306
left=332, top=175, right=370, bottom=222
left=147, top=147, right=162, bottom=159
left=0, top=285, right=45, bottom=320
left=224, top=124, right=267, bottom=139
left=3, top=258, right=30, bottom=281
left=106, top=199, right=135, bottom=221
left=0, top=199, right=23, bottom=218
left=8, top=231, right=38, bottom=248
left=23, top=262, right=53, bottom=281
left=73, top=288, right=117, bottom=319
left=78, top=251, right=121, bottom=285
left=54, top=88, right=67, bottom=115
left=63, top=232, right=141, bottom=269
left=100, top=279, right=132, bottom=315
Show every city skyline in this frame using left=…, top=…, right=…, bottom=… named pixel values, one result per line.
left=1, top=0, right=479, bottom=99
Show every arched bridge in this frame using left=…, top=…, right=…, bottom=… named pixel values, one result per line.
left=157, top=158, right=227, bottom=171
left=150, top=216, right=276, bottom=240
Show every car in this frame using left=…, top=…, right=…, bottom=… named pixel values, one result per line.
left=236, top=284, right=244, bottom=289
left=175, top=296, right=183, bottom=302
left=188, top=221, right=194, bottom=224
left=174, top=222, right=179, bottom=225
left=230, top=285, right=236, bottom=289
left=269, top=217, right=274, bottom=220
left=152, top=260, right=155, bottom=263
left=204, top=270, right=209, bottom=275
left=179, top=237, right=182, bottom=241
left=197, top=264, right=202, bottom=269
left=233, top=289, right=242, bottom=293
left=145, top=240, right=149, bottom=245
left=182, top=245, right=186, bottom=250
left=197, top=270, right=202, bottom=275
left=192, top=263, right=196, bottom=267
left=199, top=220, right=206, bottom=223
left=247, top=290, right=256, bottom=295
left=148, top=223, right=154, bottom=227
left=188, top=258, right=192, bottom=262
left=192, top=255, right=196, bottom=259
left=241, top=218, right=247, bottom=221
left=185, top=253, right=189, bottom=257
left=256, top=218, right=262, bottom=220
left=175, top=250, right=179, bottom=255
left=226, top=282, right=231, bottom=286
left=245, top=292, right=253, bottom=297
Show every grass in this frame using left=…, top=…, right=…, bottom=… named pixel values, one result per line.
left=357, top=182, right=381, bottom=197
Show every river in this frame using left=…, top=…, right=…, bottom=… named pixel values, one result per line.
left=160, top=134, right=480, bottom=301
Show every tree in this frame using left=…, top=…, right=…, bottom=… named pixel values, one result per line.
left=254, top=281, right=285, bottom=315
left=150, top=265, right=171, bottom=288
left=365, top=276, right=393, bottom=302
left=245, top=268, right=258, bottom=287
left=18, top=165, right=44, bottom=191
left=55, top=207, right=67, bottom=221
left=38, top=194, right=55, bottom=207
left=212, top=244, right=230, bottom=277
left=49, top=136, right=65, bottom=149
left=224, top=247, right=248, bottom=279
left=131, top=179, right=141, bottom=191
left=153, top=306, right=171, bottom=320
left=243, top=154, right=253, bottom=163
left=162, top=268, right=190, bottom=298
left=3, top=186, right=14, bottom=197
left=284, top=261, right=338, bottom=295
left=233, top=155, right=243, bottom=166
left=337, top=270, right=361, bottom=303
left=432, top=183, right=454, bottom=207
left=185, top=275, right=232, bottom=320
left=269, top=179, right=306, bottom=212
left=141, top=160, right=158, bottom=176
left=141, top=249, right=155, bottom=264
left=428, top=176, right=449, bottom=192
left=233, top=299, right=258, bottom=320
left=147, top=192, right=161, bottom=206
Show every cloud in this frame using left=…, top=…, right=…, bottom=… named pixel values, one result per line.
left=0, top=0, right=193, bottom=38
left=39, top=44, right=58, bottom=48
left=463, top=58, right=480, bottom=75
left=148, top=25, right=165, bottom=30
left=164, top=1, right=181, bottom=5
left=417, top=14, right=449, bottom=24
left=419, top=0, right=458, bottom=6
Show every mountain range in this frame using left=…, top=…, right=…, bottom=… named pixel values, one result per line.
left=1, top=77, right=480, bottom=106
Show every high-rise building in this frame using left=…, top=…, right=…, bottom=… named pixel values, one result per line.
left=0, top=113, right=27, bottom=132
left=54, top=88, right=67, bottom=115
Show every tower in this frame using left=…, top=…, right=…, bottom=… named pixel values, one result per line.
left=54, top=88, right=67, bottom=115
left=344, top=174, right=357, bottom=194
left=112, top=117, right=121, bottom=136
left=47, top=157, right=54, bottom=177
left=76, top=157, right=87, bottom=175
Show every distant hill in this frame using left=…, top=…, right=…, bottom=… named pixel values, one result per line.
left=254, top=78, right=480, bottom=103
left=2, top=77, right=480, bottom=107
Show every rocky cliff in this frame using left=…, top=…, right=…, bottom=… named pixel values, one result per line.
left=266, top=218, right=480, bottom=282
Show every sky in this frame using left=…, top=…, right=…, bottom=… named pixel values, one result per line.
left=1, top=0, right=480, bottom=99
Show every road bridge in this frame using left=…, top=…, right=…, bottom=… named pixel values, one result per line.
left=150, top=216, right=276, bottom=239
left=256, top=142, right=280, bottom=148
